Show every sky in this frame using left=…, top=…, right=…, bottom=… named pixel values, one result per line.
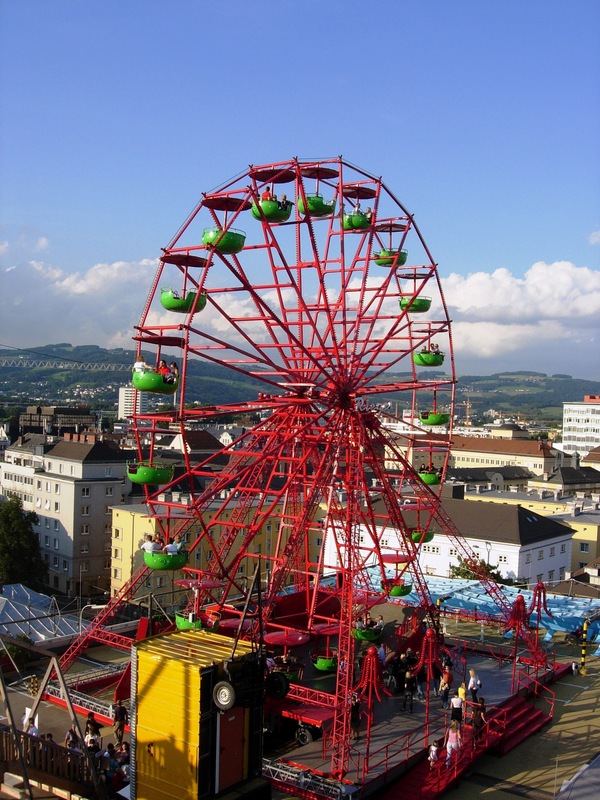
left=0, top=0, right=599, bottom=380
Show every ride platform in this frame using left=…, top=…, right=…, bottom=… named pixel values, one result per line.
left=263, top=644, right=571, bottom=800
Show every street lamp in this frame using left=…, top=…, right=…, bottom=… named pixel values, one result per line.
left=485, top=541, right=492, bottom=565
left=79, top=603, right=106, bottom=633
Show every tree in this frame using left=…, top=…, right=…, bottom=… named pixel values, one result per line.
left=449, top=554, right=507, bottom=584
left=0, top=496, right=48, bottom=589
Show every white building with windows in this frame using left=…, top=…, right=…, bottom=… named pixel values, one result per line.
left=322, top=497, right=574, bottom=589
left=562, top=396, right=600, bottom=457
left=0, top=432, right=131, bottom=596
left=118, top=385, right=148, bottom=420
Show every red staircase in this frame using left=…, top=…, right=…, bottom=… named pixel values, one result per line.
left=379, top=680, right=555, bottom=800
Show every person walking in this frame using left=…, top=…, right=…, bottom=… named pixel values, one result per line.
left=472, top=697, right=488, bottom=748
left=403, top=670, right=417, bottom=713
left=450, top=690, right=463, bottom=726
left=350, top=694, right=361, bottom=741
left=113, top=700, right=129, bottom=745
left=468, top=669, right=482, bottom=703
left=444, top=719, right=462, bottom=768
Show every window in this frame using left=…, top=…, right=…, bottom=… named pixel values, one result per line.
left=113, top=548, right=122, bottom=560
left=560, top=544, right=566, bottom=553
left=37, top=480, right=42, bottom=490
left=105, top=467, right=112, bottom=477
left=548, top=570, right=555, bottom=581
left=53, top=556, right=59, bottom=568
left=54, top=502, right=60, bottom=512
left=53, top=538, right=59, bottom=550
left=55, top=484, right=60, bottom=494
left=44, top=535, right=50, bottom=547
left=105, top=486, right=113, bottom=497
left=80, top=543, right=89, bottom=554
left=579, top=543, right=590, bottom=553
left=525, top=553, right=531, bottom=563
left=550, top=547, right=555, bottom=556
left=536, top=574, right=543, bottom=583
left=62, top=560, right=68, bottom=571
left=82, top=487, right=90, bottom=497
left=156, top=576, right=164, bottom=588
left=104, top=559, right=111, bottom=570
left=54, top=519, right=59, bottom=530
left=114, top=528, right=122, bottom=540
left=449, top=548, right=456, bottom=557
left=80, top=561, right=89, bottom=573
left=82, top=506, right=90, bottom=516
left=538, top=550, right=544, bottom=560
left=105, top=505, right=111, bottom=515
left=499, top=555, right=508, bottom=563
left=45, top=481, right=51, bottom=492
left=45, top=518, right=50, bottom=528
left=113, top=568, right=122, bottom=580
left=81, top=524, right=90, bottom=535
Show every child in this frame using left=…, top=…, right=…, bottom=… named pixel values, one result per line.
left=428, top=739, right=440, bottom=770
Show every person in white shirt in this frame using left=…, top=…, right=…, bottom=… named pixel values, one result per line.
left=141, top=534, right=160, bottom=553
left=133, top=354, right=151, bottom=372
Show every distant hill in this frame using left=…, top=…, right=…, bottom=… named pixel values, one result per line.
left=1, top=345, right=598, bottom=424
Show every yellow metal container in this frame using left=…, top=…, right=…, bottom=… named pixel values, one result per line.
left=134, top=629, right=262, bottom=800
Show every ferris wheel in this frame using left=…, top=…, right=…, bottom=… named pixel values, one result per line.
left=126, top=157, right=457, bottom=772
left=132, top=156, right=456, bottom=604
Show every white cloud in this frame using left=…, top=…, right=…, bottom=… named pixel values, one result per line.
left=589, top=230, right=600, bottom=245
left=0, top=241, right=8, bottom=256
left=1, top=255, right=598, bottom=380
left=35, top=237, right=49, bottom=252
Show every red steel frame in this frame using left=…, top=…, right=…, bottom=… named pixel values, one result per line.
left=60, top=158, right=542, bottom=784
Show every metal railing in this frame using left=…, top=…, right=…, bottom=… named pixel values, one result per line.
left=0, top=726, right=97, bottom=793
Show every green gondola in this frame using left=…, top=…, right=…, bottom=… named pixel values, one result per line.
left=411, top=529, right=435, bottom=544
left=343, top=212, right=370, bottom=231
left=143, top=551, right=188, bottom=570
left=175, top=612, right=204, bottom=631
left=160, top=289, right=207, bottom=314
left=413, top=352, right=445, bottom=367
left=297, top=195, right=336, bottom=217
left=132, top=371, right=179, bottom=395
left=400, top=296, right=431, bottom=313
left=310, top=651, right=338, bottom=672
left=251, top=199, right=292, bottom=222
left=374, top=249, right=408, bottom=267
left=389, top=582, right=413, bottom=597
left=352, top=627, right=381, bottom=642
left=418, top=472, right=441, bottom=485
left=127, top=462, right=174, bottom=485
left=419, top=411, right=450, bottom=425
left=202, top=227, right=246, bottom=254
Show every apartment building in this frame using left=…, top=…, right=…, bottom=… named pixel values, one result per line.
left=110, top=493, right=327, bottom=601
left=117, top=386, right=148, bottom=420
left=461, top=487, right=600, bottom=574
left=562, top=396, right=600, bottom=456
left=0, top=432, right=130, bottom=596
left=449, top=435, right=563, bottom=476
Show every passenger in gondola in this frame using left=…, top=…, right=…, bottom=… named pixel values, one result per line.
left=163, top=537, right=179, bottom=555
left=261, top=187, right=273, bottom=202
left=279, top=193, right=290, bottom=209
left=365, top=206, right=373, bottom=222
left=356, top=616, right=365, bottom=630
left=430, top=342, right=440, bottom=354
left=168, top=361, right=180, bottom=382
left=141, top=534, right=160, bottom=553
left=157, top=360, right=171, bottom=381
left=374, top=615, right=385, bottom=632
left=133, top=354, right=152, bottom=373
